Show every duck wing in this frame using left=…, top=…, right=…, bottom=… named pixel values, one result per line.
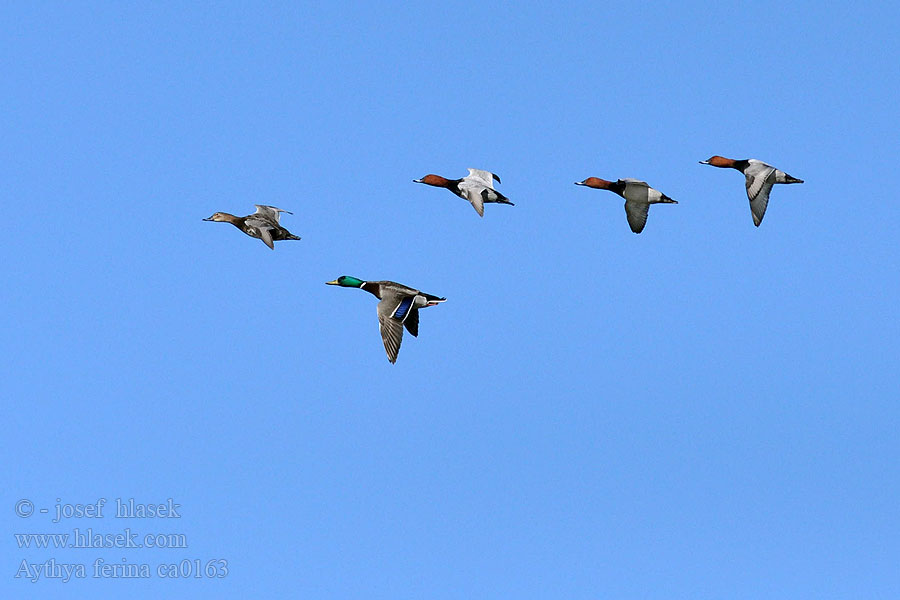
left=377, top=293, right=415, bottom=364
left=466, top=168, right=498, bottom=188
left=257, top=227, right=275, bottom=249
left=623, top=200, right=650, bottom=234
left=244, top=216, right=277, bottom=249
left=404, top=308, right=419, bottom=337
left=450, top=182, right=487, bottom=217
left=466, top=188, right=486, bottom=217
left=619, top=179, right=651, bottom=202
left=254, top=205, right=292, bottom=223
left=744, top=167, right=776, bottom=227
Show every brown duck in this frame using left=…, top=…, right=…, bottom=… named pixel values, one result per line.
left=203, top=205, right=301, bottom=249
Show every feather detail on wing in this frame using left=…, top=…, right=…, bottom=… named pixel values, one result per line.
left=745, top=169, right=776, bottom=227
left=464, top=188, right=485, bottom=217
left=624, top=200, right=650, bottom=234
left=392, top=296, right=414, bottom=321
left=244, top=217, right=277, bottom=248
left=466, top=169, right=497, bottom=188
left=254, top=205, right=292, bottom=222
left=258, top=228, right=275, bottom=249
left=377, top=299, right=405, bottom=364
left=404, top=309, right=419, bottom=337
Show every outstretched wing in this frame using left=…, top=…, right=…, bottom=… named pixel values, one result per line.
left=392, top=296, right=415, bottom=321
left=745, top=169, right=776, bottom=227
left=624, top=200, right=650, bottom=234
left=376, top=295, right=410, bottom=363
left=244, top=217, right=276, bottom=249
left=468, top=189, right=486, bottom=217
left=619, top=179, right=650, bottom=204
left=404, top=308, right=419, bottom=337
left=466, top=168, right=496, bottom=188
left=254, top=205, right=292, bottom=223
left=456, top=184, right=485, bottom=216
left=258, top=227, right=275, bottom=249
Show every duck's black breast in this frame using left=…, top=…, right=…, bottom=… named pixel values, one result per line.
left=360, top=281, right=383, bottom=299
left=609, top=180, right=627, bottom=197
left=449, top=179, right=465, bottom=198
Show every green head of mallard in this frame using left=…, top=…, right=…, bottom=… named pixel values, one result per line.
left=326, top=276, right=365, bottom=288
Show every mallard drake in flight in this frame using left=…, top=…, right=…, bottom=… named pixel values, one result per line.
left=203, top=205, right=301, bottom=249
left=700, top=156, right=804, bottom=226
left=575, top=177, right=677, bottom=234
left=326, top=276, right=446, bottom=364
left=414, top=168, right=514, bottom=217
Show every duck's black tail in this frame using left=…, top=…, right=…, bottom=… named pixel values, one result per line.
left=494, top=190, right=515, bottom=206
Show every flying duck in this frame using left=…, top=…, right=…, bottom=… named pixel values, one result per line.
left=575, top=177, right=677, bottom=234
left=414, top=168, right=514, bottom=217
left=326, top=276, right=446, bottom=364
left=700, top=156, right=804, bottom=226
left=203, top=205, right=301, bottom=249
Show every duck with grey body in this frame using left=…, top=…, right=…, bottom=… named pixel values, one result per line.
left=700, top=156, right=803, bottom=227
left=575, top=177, right=677, bottom=234
left=414, top=168, right=514, bottom=217
left=203, top=205, right=301, bottom=249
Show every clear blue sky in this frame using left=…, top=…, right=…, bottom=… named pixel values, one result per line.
left=3, top=2, right=898, bottom=598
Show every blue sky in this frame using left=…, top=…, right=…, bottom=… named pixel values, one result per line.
left=2, top=2, right=898, bottom=598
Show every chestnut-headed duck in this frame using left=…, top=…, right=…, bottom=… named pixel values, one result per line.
left=700, top=156, right=804, bottom=227
left=575, top=177, right=677, bottom=234
left=203, top=205, right=301, bottom=249
left=414, top=168, right=514, bottom=217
